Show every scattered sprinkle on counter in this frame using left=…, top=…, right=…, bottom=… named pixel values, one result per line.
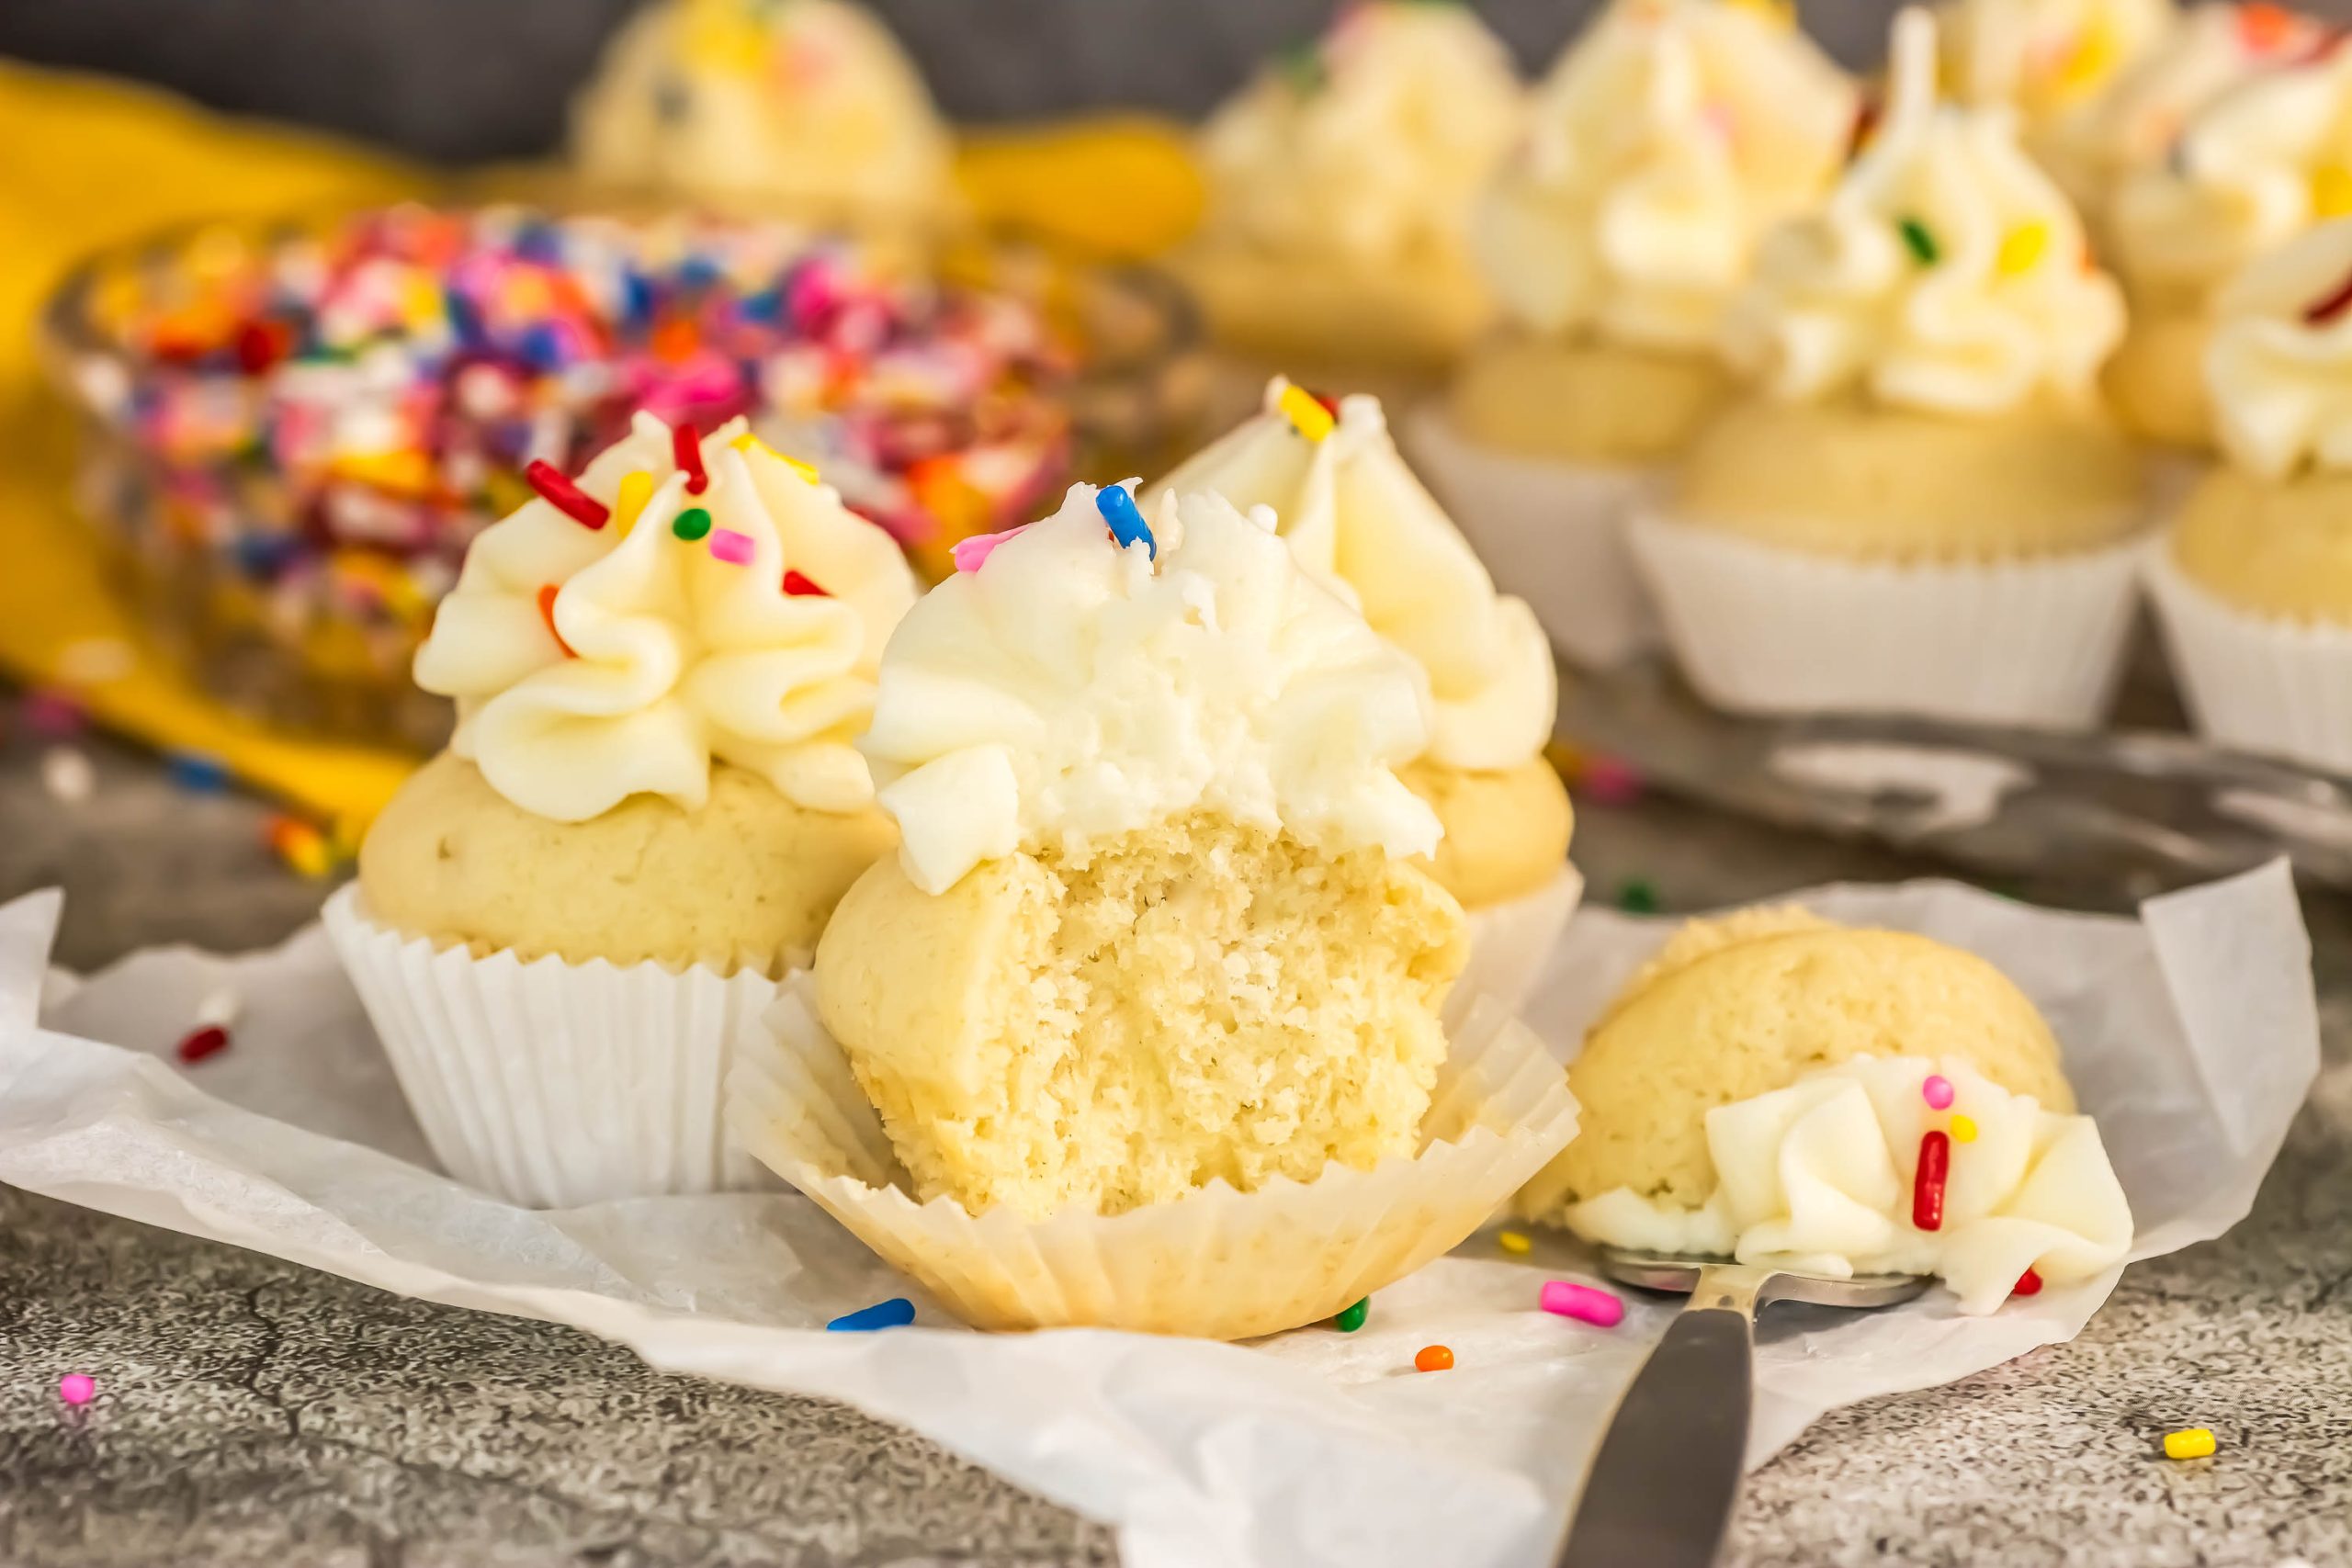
left=1541, top=1280, right=1624, bottom=1327
left=1616, top=879, right=1660, bottom=915
left=1497, top=1230, right=1532, bottom=1255
left=1334, top=1298, right=1369, bottom=1333
left=2163, top=1427, right=2217, bottom=1461
left=166, top=750, right=231, bottom=794
left=1413, top=1345, right=1453, bottom=1373
left=828, top=1298, right=916, bottom=1332
left=57, top=1375, right=96, bottom=1406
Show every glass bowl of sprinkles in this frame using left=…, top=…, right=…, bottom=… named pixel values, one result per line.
left=40, top=203, right=1203, bottom=751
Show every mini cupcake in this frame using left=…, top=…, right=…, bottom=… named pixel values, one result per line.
left=728, top=483, right=1579, bottom=1337
left=2146, top=218, right=2352, bottom=771
left=1408, top=0, right=1856, bottom=666
left=1632, top=8, right=2151, bottom=728
left=1519, top=907, right=2133, bottom=1315
left=2105, top=17, right=2348, bottom=450
left=326, top=412, right=919, bottom=1207
left=1155, top=378, right=1578, bottom=1013
left=571, top=0, right=955, bottom=223
left=1173, top=2, right=1524, bottom=378
left=1939, top=0, right=2178, bottom=208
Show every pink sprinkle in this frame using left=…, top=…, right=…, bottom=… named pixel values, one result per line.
left=1540, top=1280, right=1624, bottom=1327
left=1581, top=754, right=1645, bottom=807
left=1923, top=1075, right=1956, bottom=1111
left=951, top=525, right=1028, bottom=574
left=58, top=1374, right=96, bottom=1406
left=707, top=528, right=755, bottom=566
left=23, top=688, right=87, bottom=739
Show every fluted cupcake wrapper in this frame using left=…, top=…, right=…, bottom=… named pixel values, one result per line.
left=323, top=886, right=784, bottom=1210
left=1401, top=403, right=1663, bottom=670
left=1628, top=512, right=2150, bottom=731
left=2146, top=548, right=2352, bottom=774
left=1446, top=863, right=1583, bottom=1032
left=729, top=975, right=1581, bottom=1339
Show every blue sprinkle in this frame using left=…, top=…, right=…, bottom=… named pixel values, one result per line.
left=827, top=1297, right=916, bottom=1332
left=1095, top=484, right=1155, bottom=560
left=166, top=750, right=231, bottom=794
left=675, top=255, right=723, bottom=291
left=443, top=288, right=485, bottom=346
left=513, top=223, right=565, bottom=264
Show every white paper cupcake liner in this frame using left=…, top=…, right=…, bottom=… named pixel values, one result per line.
left=2145, top=548, right=2352, bottom=774
left=729, top=976, right=1581, bottom=1338
left=323, top=886, right=785, bottom=1209
left=1627, top=512, right=2150, bottom=730
left=1446, top=863, right=1583, bottom=1031
left=1401, top=403, right=1663, bottom=669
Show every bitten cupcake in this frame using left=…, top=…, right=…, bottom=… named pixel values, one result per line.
left=326, top=412, right=919, bottom=1207
left=1155, top=378, right=1578, bottom=1013
left=2147, top=218, right=2352, bottom=771
left=1408, top=0, right=1856, bottom=666
left=1631, top=8, right=2152, bottom=728
left=728, top=483, right=1579, bottom=1337
left=1172, top=2, right=1524, bottom=376
left=1518, top=907, right=2134, bottom=1315
left=2105, top=18, right=2348, bottom=449
left=571, top=0, right=955, bottom=223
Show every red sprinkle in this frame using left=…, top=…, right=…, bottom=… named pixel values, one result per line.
left=524, top=460, right=609, bottom=529
left=2302, top=265, right=2352, bottom=326
left=176, top=1025, right=230, bottom=1065
left=2013, top=1268, right=2045, bottom=1298
left=673, top=420, right=709, bottom=494
left=536, top=583, right=575, bottom=657
left=1912, top=1130, right=1951, bottom=1233
left=783, top=570, right=831, bottom=597
left=1308, top=389, right=1340, bottom=418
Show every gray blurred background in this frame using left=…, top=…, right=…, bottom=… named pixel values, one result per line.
left=0, top=0, right=1907, bottom=162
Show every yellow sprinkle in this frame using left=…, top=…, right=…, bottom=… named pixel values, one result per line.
left=1950, top=1112, right=1979, bottom=1144
left=1724, top=0, right=1794, bottom=27
left=1276, top=382, right=1334, bottom=443
left=2314, top=164, right=2352, bottom=220
left=1498, top=1231, right=1532, bottom=1255
left=730, top=432, right=820, bottom=483
left=615, top=471, right=656, bottom=537
left=1996, top=221, right=2049, bottom=276
left=2163, top=1427, right=2217, bottom=1461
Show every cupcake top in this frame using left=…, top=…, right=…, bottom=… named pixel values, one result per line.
left=1150, top=378, right=1555, bottom=772
left=571, top=0, right=954, bottom=217
left=1199, top=1, right=1525, bottom=263
left=859, top=483, right=1441, bottom=895
left=1939, top=0, right=2177, bottom=198
left=415, top=412, right=919, bottom=822
left=1472, top=0, right=1856, bottom=352
left=2203, top=217, right=2352, bottom=477
left=1724, top=8, right=2126, bottom=418
left=2110, top=32, right=2352, bottom=301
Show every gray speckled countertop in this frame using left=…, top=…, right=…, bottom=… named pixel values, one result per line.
left=1, top=719, right=2346, bottom=1568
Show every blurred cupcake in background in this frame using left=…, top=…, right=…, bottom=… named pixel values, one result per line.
left=1938, top=0, right=2178, bottom=208
left=1173, top=2, right=1524, bottom=379
left=571, top=0, right=956, bottom=223
left=2105, top=16, right=2350, bottom=451
left=2148, top=218, right=2352, bottom=772
left=1411, top=0, right=1855, bottom=667
left=1155, top=378, right=1578, bottom=1013
left=1632, top=8, right=2151, bottom=729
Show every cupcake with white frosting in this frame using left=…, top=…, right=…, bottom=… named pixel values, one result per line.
left=327, top=411, right=919, bottom=1207
left=1174, top=2, right=1524, bottom=374
left=1518, top=907, right=2133, bottom=1316
left=727, top=481, right=1579, bottom=1337
left=1939, top=0, right=2178, bottom=207
left=1155, top=378, right=1579, bottom=1012
left=1409, top=0, right=1855, bottom=666
left=571, top=0, right=955, bottom=223
left=2147, top=218, right=2352, bottom=772
left=1631, top=8, right=2152, bottom=728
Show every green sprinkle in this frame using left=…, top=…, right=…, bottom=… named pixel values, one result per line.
left=1898, top=217, right=1939, bottom=265
left=672, top=506, right=713, bottom=542
left=1616, top=879, right=1661, bottom=915
left=1278, top=40, right=1327, bottom=96
left=1334, top=1297, right=1369, bottom=1333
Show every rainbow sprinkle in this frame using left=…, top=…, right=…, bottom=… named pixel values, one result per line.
left=1277, top=382, right=1335, bottom=442
left=1095, top=484, right=1155, bottom=559
left=707, top=527, right=754, bottom=565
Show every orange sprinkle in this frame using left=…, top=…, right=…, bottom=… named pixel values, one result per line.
left=537, top=583, right=576, bottom=658
left=2240, top=1, right=2295, bottom=51
left=650, top=316, right=699, bottom=365
left=1413, top=1345, right=1454, bottom=1373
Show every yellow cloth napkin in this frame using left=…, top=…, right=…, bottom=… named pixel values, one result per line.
left=0, top=59, right=1201, bottom=826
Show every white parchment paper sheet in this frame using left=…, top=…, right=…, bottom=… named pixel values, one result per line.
left=0, top=863, right=2318, bottom=1568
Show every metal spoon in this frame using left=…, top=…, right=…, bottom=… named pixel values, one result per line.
left=1554, top=1248, right=1929, bottom=1568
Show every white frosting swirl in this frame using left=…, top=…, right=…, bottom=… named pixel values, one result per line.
left=571, top=0, right=954, bottom=215
left=1940, top=0, right=2177, bottom=204
left=2111, top=39, right=2352, bottom=300
left=1471, top=0, right=1856, bottom=350
left=415, top=412, right=919, bottom=822
left=860, top=484, right=1442, bottom=896
left=2204, top=217, right=2352, bottom=478
left=1152, top=379, right=1555, bottom=772
left=1201, top=2, right=1525, bottom=262
left=1724, top=8, right=2126, bottom=416
left=1567, top=1055, right=2134, bottom=1315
